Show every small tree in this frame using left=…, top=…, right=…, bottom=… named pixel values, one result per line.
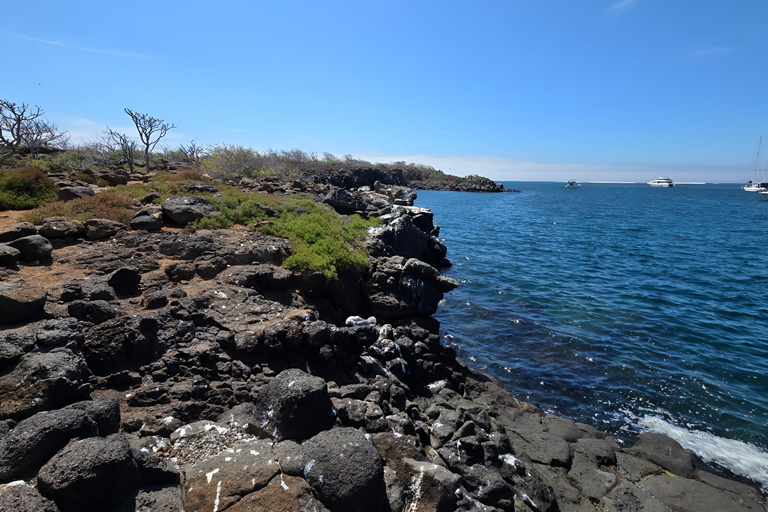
left=179, top=138, right=207, bottom=166
left=0, top=99, right=67, bottom=164
left=102, top=127, right=138, bottom=172
left=124, top=108, right=176, bottom=173
left=21, top=118, right=69, bottom=159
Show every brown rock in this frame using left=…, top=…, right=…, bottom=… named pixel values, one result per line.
left=0, top=278, right=47, bottom=325
left=84, top=218, right=126, bottom=239
left=38, top=217, right=86, bottom=238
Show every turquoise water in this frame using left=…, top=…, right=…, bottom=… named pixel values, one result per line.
left=416, top=182, right=768, bottom=489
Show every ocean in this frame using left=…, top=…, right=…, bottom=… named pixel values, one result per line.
left=415, top=182, right=768, bottom=491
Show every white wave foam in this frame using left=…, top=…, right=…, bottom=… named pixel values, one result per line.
left=637, top=415, right=768, bottom=492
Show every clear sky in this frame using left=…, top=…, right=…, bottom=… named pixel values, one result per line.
left=2, top=1, right=767, bottom=183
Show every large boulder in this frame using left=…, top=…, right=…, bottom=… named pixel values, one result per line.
left=6, top=235, right=52, bottom=262
left=37, top=433, right=141, bottom=512
left=37, top=217, right=86, bottom=238
left=0, top=278, right=47, bottom=325
left=0, top=348, right=93, bottom=420
left=129, top=209, right=163, bottom=231
left=99, top=172, right=129, bottom=186
left=84, top=218, right=126, bottom=239
left=0, top=222, right=37, bottom=243
left=300, top=427, right=387, bottom=512
left=161, top=196, right=218, bottom=225
left=58, top=186, right=94, bottom=202
left=252, top=368, right=335, bottom=441
left=0, top=408, right=98, bottom=481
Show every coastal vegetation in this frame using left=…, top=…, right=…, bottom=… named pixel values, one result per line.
left=0, top=167, right=58, bottom=210
left=0, top=97, right=496, bottom=278
left=17, top=170, right=378, bottom=279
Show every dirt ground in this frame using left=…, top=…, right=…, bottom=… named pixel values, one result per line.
left=0, top=210, right=29, bottom=230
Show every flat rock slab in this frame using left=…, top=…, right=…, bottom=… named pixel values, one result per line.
left=639, top=473, right=767, bottom=512
left=183, top=438, right=279, bottom=512
left=227, top=474, right=330, bottom=512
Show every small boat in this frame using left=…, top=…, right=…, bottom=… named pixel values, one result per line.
left=648, top=176, right=674, bottom=187
left=743, top=181, right=768, bottom=192
left=742, top=137, right=768, bottom=192
left=564, top=180, right=580, bottom=189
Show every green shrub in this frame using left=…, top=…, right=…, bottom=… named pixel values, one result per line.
left=259, top=201, right=379, bottom=279
left=0, top=167, right=58, bottom=210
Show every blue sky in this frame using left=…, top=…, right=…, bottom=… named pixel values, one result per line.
left=2, top=1, right=767, bottom=182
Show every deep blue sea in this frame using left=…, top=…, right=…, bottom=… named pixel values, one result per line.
left=416, top=182, right=768, bottom=491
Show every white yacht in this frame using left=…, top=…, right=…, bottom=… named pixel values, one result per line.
left=564, top=180, right=580, bottom=189
left=648, top=176, right=674, bottom=187
left=743, top=181, right=768, bottom=192
left=742, top=137, right=768, bottom=192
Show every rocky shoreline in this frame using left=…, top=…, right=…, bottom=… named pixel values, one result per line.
left=0, top=172, right=765, bottom=511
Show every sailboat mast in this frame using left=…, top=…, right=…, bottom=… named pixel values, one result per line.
left=755, top=137, right=762, bottom=181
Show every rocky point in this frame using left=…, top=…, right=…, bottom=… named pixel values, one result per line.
left=0, top=170, right=764, bottom=512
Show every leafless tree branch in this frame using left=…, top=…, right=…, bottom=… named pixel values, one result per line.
left=0, top=99, right=45, bottom=164
left=124, top=108, right=176, bottom=173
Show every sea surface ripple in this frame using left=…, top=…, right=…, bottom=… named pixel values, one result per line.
left=416, top=182, right=768, bottom=490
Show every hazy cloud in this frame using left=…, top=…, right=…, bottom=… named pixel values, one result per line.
left=606, top=0, right=636, bottom=15
left=691, top=46, right=732, bottom=58
left=3, top=32, right=150, bottom=59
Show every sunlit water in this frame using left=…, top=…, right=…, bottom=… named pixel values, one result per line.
left=416, top=182, right=768, bottom=490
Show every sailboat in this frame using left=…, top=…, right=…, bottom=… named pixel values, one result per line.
left=742, top=137, right=768, bottom=192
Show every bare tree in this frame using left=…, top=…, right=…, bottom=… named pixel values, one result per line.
left=179, top=138, right=207, bottom=166
left=0, top=100, right=48, bottom=164
left=102, top=127, right=138, bottom=172
left=21, top=118, right=69, bottom=159
left=124, top=108, right=176, bottom=173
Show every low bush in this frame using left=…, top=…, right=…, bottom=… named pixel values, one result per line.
left=152, top=170, right=210, bottom=183
left=22, top=193, right=137, bottom=225
left=259, top=200, right=379, bottom=279
left=0, top=167, right=58, bottom=210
